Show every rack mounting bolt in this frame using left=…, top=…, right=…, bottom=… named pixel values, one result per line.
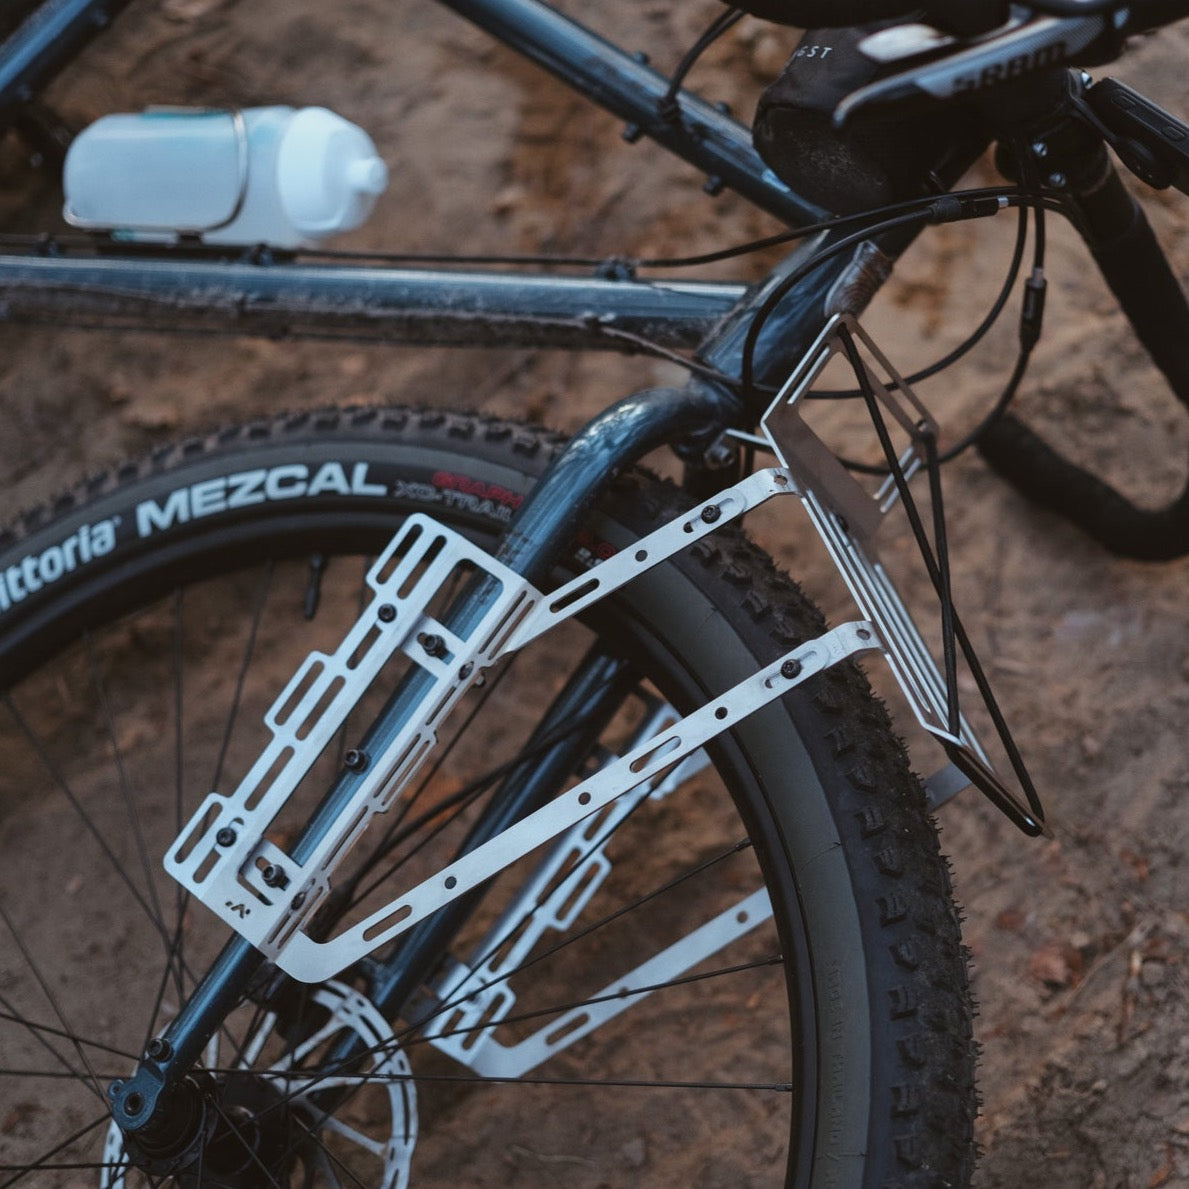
left=261, top=865, right=288, bottom=889
left=418, top=632, right=446, bottom=658
left=145, top=1038, right=172, bottom=1062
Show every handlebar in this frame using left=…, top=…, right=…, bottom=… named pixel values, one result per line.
left=731, top=0, right=1189, bottom=39
left=723, top=1, right=1189, bottom=128
left=733, top=0, right=1189, bottom=558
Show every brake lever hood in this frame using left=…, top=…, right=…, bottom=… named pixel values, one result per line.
left=837, top=11, right=1108, bottom=127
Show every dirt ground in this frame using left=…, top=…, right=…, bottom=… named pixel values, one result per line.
left=0, top=1, right=1186, bottom=1185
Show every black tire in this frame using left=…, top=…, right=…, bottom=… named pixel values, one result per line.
left=0, top=406, right=976, bottom=1188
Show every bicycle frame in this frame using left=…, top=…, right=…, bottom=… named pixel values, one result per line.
left=0, top=0, right=1166, bottom=1158
left=0, top=1, right=940, bottom=1146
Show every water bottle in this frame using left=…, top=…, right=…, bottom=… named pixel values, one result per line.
left=63, top=106, right=389, bottom=248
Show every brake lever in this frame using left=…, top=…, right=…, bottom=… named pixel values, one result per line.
left=835, top=9, right=1111, bottom=126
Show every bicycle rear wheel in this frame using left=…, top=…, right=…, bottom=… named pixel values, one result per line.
left=0, top=406, right=976, bottom=1187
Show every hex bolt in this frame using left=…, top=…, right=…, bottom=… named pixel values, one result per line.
left=377, top=603, right=397, bottom=623
left=459, top=662, right=474, bottom=680
left=215, top=827, right=237, bottom=847
left=146, top=1038, right=172, bottom=1062
left=261, top=864, right=288, bottom=889
left=700, top=504, right=721, bottom=524
left=418, top=632, right=446, bottom=658
left=781, top=659, right=803, bottom=680
left=343, top=748, right=369, bottom=772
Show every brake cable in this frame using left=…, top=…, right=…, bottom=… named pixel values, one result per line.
left=657, top=6, right=744, bottom=125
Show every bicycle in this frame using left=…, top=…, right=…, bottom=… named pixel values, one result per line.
left=0, top=1, right=1187, bottom=1185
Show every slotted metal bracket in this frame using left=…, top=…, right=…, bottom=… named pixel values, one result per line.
left=165, top=514, right=543, bottom=959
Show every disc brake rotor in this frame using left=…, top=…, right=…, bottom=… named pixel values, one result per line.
left=101, top=980, right=417, bottom=1188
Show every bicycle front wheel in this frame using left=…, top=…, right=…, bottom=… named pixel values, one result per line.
left=0, top=406, right=976, bottom=1187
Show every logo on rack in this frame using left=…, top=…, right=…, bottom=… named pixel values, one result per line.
left=0, top=518, right=118, bottom=614
left=135, top=461, right=388, bottom=537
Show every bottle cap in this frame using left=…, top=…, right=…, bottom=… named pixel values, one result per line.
left=276, top=107, right=389, bottom=236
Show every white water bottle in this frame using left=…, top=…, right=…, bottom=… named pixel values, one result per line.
left=63, top=106, right=389, bottom=248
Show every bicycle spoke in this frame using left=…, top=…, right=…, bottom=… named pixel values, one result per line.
left=209, top=560, right=274, bottom=794
left=2, top=693, right=175, bottom=947
left=170, top=587, right=189, bottom=1001
left=288, top=1111, right=374, bottom=1189
left=205, top=1097, right=291, bottom=1189
left=84, top=631, right=172, bottom=949
left=0, top=1111, right=112, bottom=1188
left=0, top=996, right=94, bottom=1090
left=0, top=1002, right=138, bottom=1064
left=0, top=897, right=108, bottom=1107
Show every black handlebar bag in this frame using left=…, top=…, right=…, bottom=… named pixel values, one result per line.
left=753, top=23, right=988, bottom=214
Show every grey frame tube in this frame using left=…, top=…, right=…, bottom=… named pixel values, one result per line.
left=0, top=255, right=746, bottom=350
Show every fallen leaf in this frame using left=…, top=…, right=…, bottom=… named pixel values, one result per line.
left=1120, top=848, right=1151, bottom=882
left=995, top=907, right=1026, bottom=933
left=1148, top=1143, right=1174, bottom=1187
left=1028, top=941, right=1084, bottom=991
